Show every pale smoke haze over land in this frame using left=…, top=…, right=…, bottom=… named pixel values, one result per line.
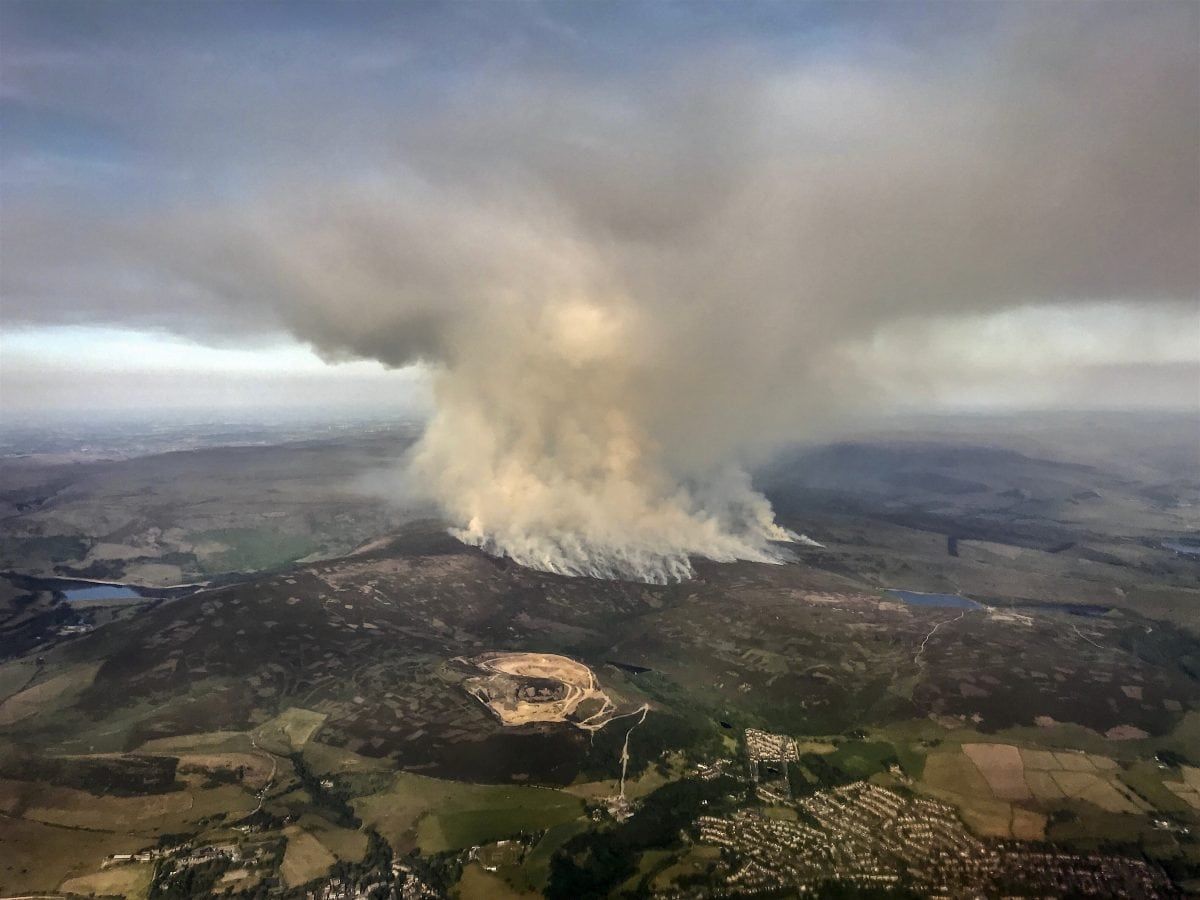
left=2, top=2, right=1198, bottom=580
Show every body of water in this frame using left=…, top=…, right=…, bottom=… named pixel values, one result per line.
left=63, top=584, right=143, bottom=602
left=885, top=589, right=982, bottom=610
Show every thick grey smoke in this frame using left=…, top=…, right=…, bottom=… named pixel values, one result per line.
left=4, top=4, right=1198, bottom=580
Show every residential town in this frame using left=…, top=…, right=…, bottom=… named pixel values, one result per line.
left=682, top=780, right=1173, bottom=897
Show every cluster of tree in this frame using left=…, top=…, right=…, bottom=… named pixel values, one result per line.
left=149, top=858, right=230, bottom=900
left=0, top=752, right=184, bottom=795
left=234, top=807, right=286, bottom=832
left=796, top=753, right=854, bottom=790
left=1155, top=748, right=1193, bottom=768
left=156, top=831, right=196, bottom=848
left=199, top=764, right=245, bottom=788
left=577, top=710, right=723, bottom=782
left=671, top=862, right=727, bottom=894
left=546, top=775, right=742, bottom=898
left=319, top=830, right=394, bottom=895
left=401, top=846, right=465, bottom=897
left=1159, top=853, right=1200, bottom=885
left=281, top=831, right=461, bottom=900
left=289, top=752, right=361, bottom=828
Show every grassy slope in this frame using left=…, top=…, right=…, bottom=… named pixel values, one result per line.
left=355, top=772, right=584, bottom=854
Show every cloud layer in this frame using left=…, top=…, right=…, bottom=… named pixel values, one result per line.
left=2, top=2, right=1197, bottom=579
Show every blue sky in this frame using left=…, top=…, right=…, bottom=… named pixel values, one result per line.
left=1, top=1, right=1197, bottom=416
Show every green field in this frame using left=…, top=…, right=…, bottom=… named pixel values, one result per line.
left=512, top=819, right=590, bottom=892
left=355, top=772, right=584, bottom=854
left=191, top=527, right=318, bottom=574
left=826, top=740, right=899, bottom=780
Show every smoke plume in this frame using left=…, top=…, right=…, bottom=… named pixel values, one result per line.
left=3, top=4, right=1197, bottom=581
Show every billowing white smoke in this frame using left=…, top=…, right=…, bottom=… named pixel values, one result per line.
left=183, top=9, right=1196, bottom=581
left=406, top=299, right=806, bottom=581
left=7, top=6, right=1194, bottom=582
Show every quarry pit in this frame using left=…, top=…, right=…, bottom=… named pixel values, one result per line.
left=451, top=651, right=617, bottom=731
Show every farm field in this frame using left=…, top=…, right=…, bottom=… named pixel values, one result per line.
left=356, top=772, right=584, bottom=854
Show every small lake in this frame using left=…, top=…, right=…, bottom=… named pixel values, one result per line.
left=886, top=589, right=982, bottom=610
left=62, top=584, right=143, bottom=602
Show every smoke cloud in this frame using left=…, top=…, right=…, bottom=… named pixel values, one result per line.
left=3, top=3, right=1198, bottom=580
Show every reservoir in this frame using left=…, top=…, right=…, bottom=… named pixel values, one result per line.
left=886, top=589, right=981, bottom=610
left=63, top=584, right=143, bottom=602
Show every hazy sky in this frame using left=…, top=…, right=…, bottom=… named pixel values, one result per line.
left=1, top=0, right=1198, bottom=417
